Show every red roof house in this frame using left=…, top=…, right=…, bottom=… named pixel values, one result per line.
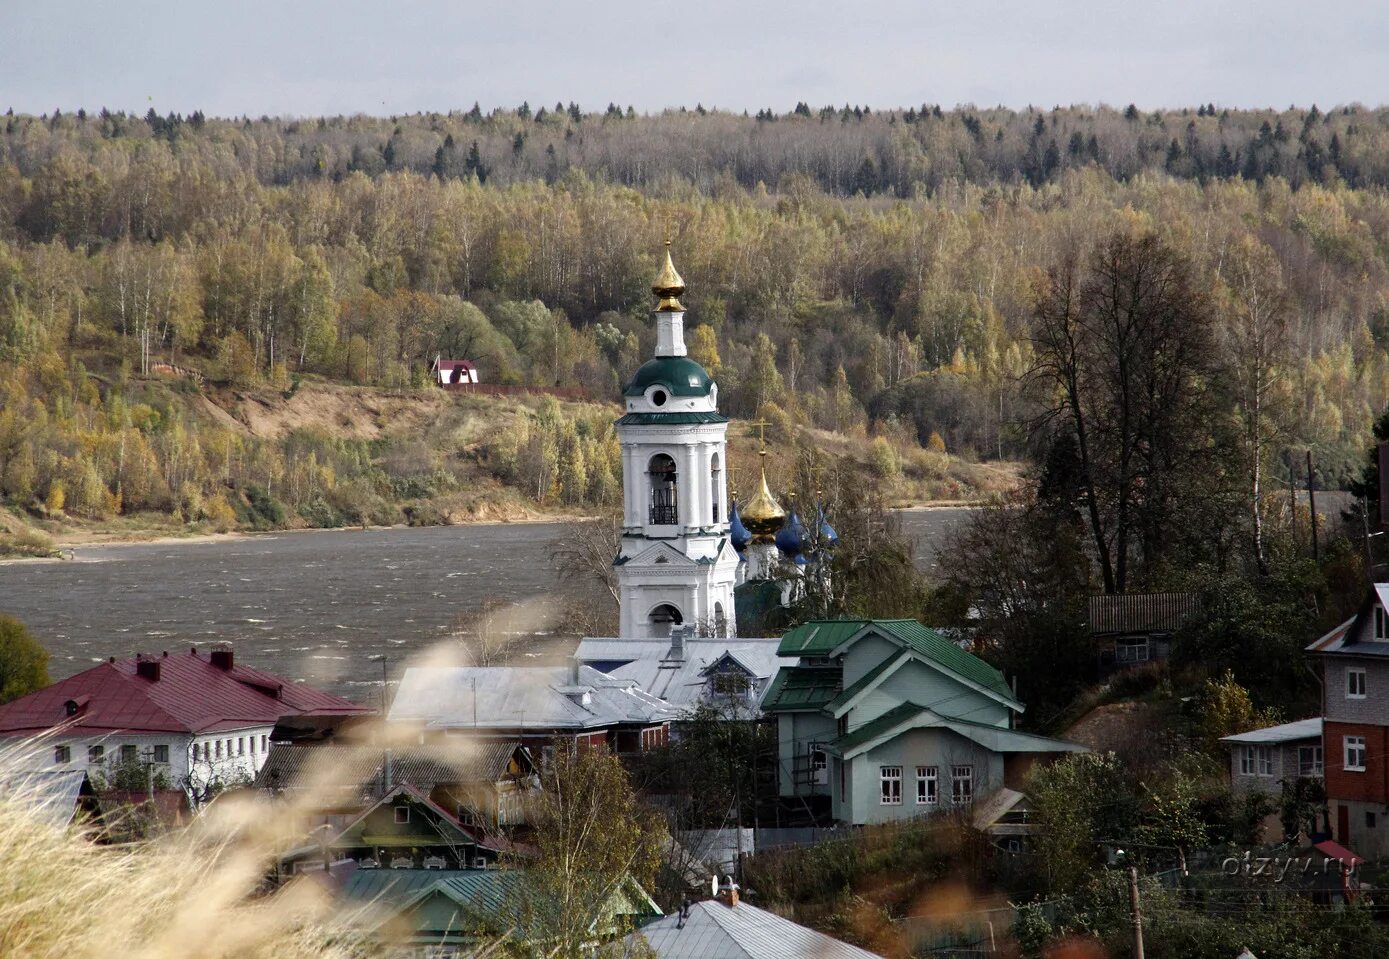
left=0, top=647, right=372, bottom=801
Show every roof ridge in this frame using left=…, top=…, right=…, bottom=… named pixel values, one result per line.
left=699, top=900, right=760, bottom=959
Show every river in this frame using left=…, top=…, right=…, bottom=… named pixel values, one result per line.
left=0, top=509, right=971, bottom=699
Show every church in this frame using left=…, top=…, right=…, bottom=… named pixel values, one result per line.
left=577, top=244, right=831, bottom=713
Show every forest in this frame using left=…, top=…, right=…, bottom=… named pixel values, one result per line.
left=1, top=103, right=1388, bottom=551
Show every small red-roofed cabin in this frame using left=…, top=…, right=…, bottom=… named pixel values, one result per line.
left=431, top=358, right=478, bottom=386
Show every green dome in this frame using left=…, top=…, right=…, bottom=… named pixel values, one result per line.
left=623, top=356, right=714, bottom=398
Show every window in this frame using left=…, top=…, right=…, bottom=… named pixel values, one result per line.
left=1345, top=736, right=1367, bottom=771
left=880, top=765, right=902, bottom=805
left=1369, top=811, right=1378, bottom=829
left=807, top=745, right=828, bottom=785
left=120, top=745, right=137, bottom=764
left=951, top=765, right=974, bottom=804
left=1348, top=668, right=1367, bottom=699
left=88, top=744, right=104, bottom=764
left=153, top=745, right=169, bottom=764
left=1299, top=745, right=1324, bottom=777
left=1239, top=746, right=1255, bottom=776
left=1116, top=638, right=1150, bottom=663
left=1257, top=747, right=1274, bottom=777
left=916, top=766, right=938, bottom=805
left=237, top=737, right=245, bottom=756
left=394, top=806, right=410, bottom=824
left=54, top=745, right=71, bottom=764
left=710, top=453, right=722, bottom=524
left=250, top=737, right=256, bottom=755
left=1377, top=606, right=1388, bottom=640
left=261, top=735, right=268, bottom=751
left=647, top=454, right=679, bottom=525
left=457, top=805, right=478, bottom=827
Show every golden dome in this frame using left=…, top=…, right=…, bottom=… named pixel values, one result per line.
left=652, top=241, right=686, bottom=312
left=739, top=457, right=785, bottom=536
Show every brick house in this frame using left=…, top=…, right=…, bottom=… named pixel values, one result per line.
left=1308, top=586, right=1389, bottom=855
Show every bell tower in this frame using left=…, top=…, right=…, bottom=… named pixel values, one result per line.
left=613, top=243, right=739, bottom=638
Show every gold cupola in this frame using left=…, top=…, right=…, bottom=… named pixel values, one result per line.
left=739, top=450, right=786, bottom=537
left=652, top=239, right=686, bottom=312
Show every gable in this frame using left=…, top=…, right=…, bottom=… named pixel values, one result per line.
left=622, top=540, right=700, bottom=569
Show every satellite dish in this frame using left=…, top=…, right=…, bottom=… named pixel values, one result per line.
left=711, top=874, right=719, bottom=898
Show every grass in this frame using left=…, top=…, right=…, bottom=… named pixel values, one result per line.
left=0, top=526, right=58, bottom=558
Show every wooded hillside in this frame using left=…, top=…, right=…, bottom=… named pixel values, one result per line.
left=1, top=104, right=1387, bottom=542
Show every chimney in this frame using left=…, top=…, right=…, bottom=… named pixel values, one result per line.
left=136, top=656, right=161, bottom=682
left=211, top=647, right=234, bottom=671
left=669, top=624, right=690, bottom=662
left=570, top=656, right=582, bottom=685
left=716, top=875, right=740, bottom=908
left=383, top=749, right=393, bottom=792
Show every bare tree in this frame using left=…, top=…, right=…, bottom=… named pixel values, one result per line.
left=553, top=518, right=621, bottom=608
left=451, top=597, right=515, bottom=666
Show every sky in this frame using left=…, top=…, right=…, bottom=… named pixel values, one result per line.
left=2, top=0, right=1386, bottom=118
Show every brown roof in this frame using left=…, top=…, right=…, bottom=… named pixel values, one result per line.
left=1088, top=593, right=1202, bottom=636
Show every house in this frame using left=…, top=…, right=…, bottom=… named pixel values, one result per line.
left=576, top=627, right=796, bottom=717
left=971, top=786, right=1041, bottom=854
left=1220, top=718, right=1324, bottom=797
left=338, top=866, right=661, bottom=956
left=386, top=661, right=673, bottom=761
left=1088, top=592, right=1201, bottom=670
left=431, top=357, right=478, bottom=386
left=629, top=886, right=881, bottom=959
left=761, top=619, right=1084, bottom=825
left=254, top=739, right=540, bottom=835
left=0, top=646, right=372, bottom=803
left=282, top=783, right=496, bottom=874
left=1307, top=587, right=1389, bottom=854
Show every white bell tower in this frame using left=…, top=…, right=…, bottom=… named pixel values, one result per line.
left=613, top=243, right=739, bottom=639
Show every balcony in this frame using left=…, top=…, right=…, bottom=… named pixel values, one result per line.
left=649, top=505, right=678, bottom=526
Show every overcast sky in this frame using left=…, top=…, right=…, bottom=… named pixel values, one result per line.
left=3, top=0, right=1385, bottom=118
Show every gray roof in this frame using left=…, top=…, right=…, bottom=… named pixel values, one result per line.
left=1220, top=718, right=1323, bottom=745
left=0, top=768, right=90, bottom=828
left=387, top=665, right=673, bottom=731
left=576, top=637, right=797, bottom=711
left=632, top=899, right=882, bottom=959
left=253, top=740, right=527, bottom=793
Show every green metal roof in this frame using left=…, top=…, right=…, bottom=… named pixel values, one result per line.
left=616, top=411, right=729, bottom=426
left=828, top=703, right=1085, bottom=759
left=760, top=666, right=842, bottom=713
left=623, top=356, right=714, bottom=397
left=777, top=619, right=1018, bottom=707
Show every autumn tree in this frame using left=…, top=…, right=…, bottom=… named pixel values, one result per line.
left=0, top=615, right=50, bottom=704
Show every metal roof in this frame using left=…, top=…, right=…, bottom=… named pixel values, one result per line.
left=777, top=620, right=1018, bottom=708
left=1219, top=718, right=1322, bottom=745
left=0, top=768, right=91, bottom=828
left=759, top=667, right=842, bottom=714
left=387, top=665, right=673, bottom=731
left=253, top=740, right=527, bottom=792
left=0, top=650, right=371, bottom=736
left=616, top=412, right=730, bottom=426
left=1087, top=593, right=1202, bottom=635
left=576, top=637, right=796, bottom=710
left=828, top=703, right=1085, bottom=759
left=632, top=899, right=882, bottom=959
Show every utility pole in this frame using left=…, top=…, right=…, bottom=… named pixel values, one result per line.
left=1307, top=450, right=1319, bottom=562
left=1127, top=865, right=1145, bottom=959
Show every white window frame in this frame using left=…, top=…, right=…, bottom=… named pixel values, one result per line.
left=1348, top=667, right=1367, bottom=699
left=1377, top=606, right=1388, bottom=641
left=1239, top=745, right=1255, bottom=776
left=951, top=765, right=974, bottom=804
left=1256, top=746, right=1274, bottom=777
left=54, top=744, right=71, bottom=765
left=880, top=765, right=902, bottom=805
left=1298, top=745, right=1324, bottom=777
left=1345, top=736, right=1367, bottom=772
left=916, top=766, right=938, bottom=805
left=153, top=744, right=169, bottom=764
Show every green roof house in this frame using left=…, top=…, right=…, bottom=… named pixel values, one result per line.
left=339, top=867, right=661, bottom=954
left=762, top=620, right=1084, bottom=825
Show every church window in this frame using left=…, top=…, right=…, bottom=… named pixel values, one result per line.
left=648, top=604, right=683, bottom=637
left=648, top=455, right=679, bottom=525
left=713, top=601, right=727, bottom=637
left=650, top=389, right=667, bottom=407
left=710, top=453, right=722, bottom=523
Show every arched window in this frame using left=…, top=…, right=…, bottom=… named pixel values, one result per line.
left=648, top=454, right=678, bottom=525
left=648, top=603, right=683, bottom=638
left=710, top=453, right=722, bottom=524
left=713, top=601, right=727, bottom=637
